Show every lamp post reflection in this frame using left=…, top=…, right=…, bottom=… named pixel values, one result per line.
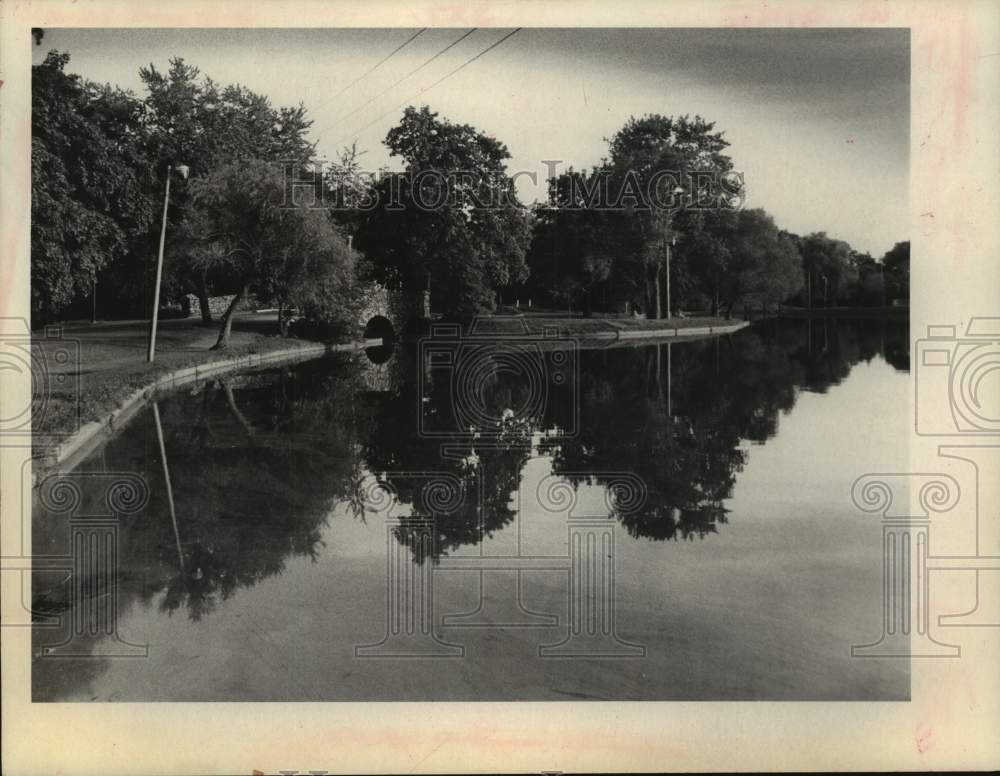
left=152, top=402, right=185, bottom=573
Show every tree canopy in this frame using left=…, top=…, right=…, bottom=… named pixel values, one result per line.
left=189, top=159, right=356, bottom=348
left=140, top=58, right=317, bottom=322
left=356, top=106, right=531, bottom=319
left=32, top=51, right=907, bottom=331
left=881, top=240, right=910, bottom=302
left=526, top=115, right=806, bottom=318
left=800, top=232, right=857, bottom=307
left=31, top=51, right=153, bottom=322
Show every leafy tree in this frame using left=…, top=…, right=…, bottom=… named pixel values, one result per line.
left=356, top=106, right=531, bottom=319
left=718, top=209, right=803, bottom=316
left=881, top=240, right=909, bottom=303
left=846, top=250, right=882, bottom=306
left=188, top=159, right=355, bottom=348
left=31, top=51, right=153, bottom=323
left=526, top=115, right=745, bottom=318
left=800, top=232, right=857, bottom=308
left=527, top=170, right=618, bottom=314
left=139, top=59, right=316, bottom=322
left=675, top=211, right=734, bottom=315
left=325, top=142, right=376, bottom=239
left=654, top=208, right=801, bottom=317
left=140, top=58, right=315, bottom=180
left=606, top=114, right=736, bottom=318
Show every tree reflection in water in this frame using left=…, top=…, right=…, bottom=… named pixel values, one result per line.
left=33, top=358, right=366, bottom=625
left=369, top=317, right=909, bottom=554
left=32, top=317, right=909, bottom=625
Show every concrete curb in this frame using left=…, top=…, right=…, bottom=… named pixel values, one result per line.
left=476, top=319, right=750, bottom=343
left=532, top=320, right=750, bottom=343
left=614, top=321, right=750, bottom=340
left=33, top=337, right=380, bottom=487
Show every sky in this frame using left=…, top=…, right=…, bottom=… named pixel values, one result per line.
left=33, top=27, right=909, bottom=257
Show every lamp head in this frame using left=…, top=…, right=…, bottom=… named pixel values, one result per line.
left=175, top=164, right=190, bottom=180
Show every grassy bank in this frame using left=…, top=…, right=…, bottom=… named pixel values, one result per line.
left=471, top=315, right=740, bottom=336
left=32, top=313, right=313, bottom=445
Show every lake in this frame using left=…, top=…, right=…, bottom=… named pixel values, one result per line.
left=32, top=317, right=911, bottom=700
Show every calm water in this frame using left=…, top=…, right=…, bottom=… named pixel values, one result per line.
left=32, top=317, right=910, bottom=700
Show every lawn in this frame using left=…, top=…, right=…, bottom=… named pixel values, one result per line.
left=31, top=313, right=307, bottom=445
left=472, top=314, right=740, bottom=336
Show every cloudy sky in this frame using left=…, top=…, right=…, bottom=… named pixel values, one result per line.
left=34, top=27, right=909, bottom=256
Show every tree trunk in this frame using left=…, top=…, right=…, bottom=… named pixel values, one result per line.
left=724, top=300, right=735, bottom=320
left=712, top=277, right=720, bottom=317
left=211, top=283, right=249, bottom=350
left=654, top=264, right=662, bottom=320
left=277, top=301, right=290, bottom=337
left=197, top=271, right=213, bottom=325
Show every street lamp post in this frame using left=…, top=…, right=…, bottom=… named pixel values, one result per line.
left=665, top=234, right=676, bottom=321
left=147, top=163, right=189, bottom=363
left=660, top=185, right=686, bottom=319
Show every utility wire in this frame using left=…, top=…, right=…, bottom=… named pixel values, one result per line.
left=331, top=27, right=522, bottom=148
left=321, top=28, right=427, bottom=109
left=333, top=28, right=478, bottom=126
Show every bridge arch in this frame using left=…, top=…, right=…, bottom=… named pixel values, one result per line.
left=363, top=313, right=395, bottom=343
left=355, top=282, right=409, bottom=357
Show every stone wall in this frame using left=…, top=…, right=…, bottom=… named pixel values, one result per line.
left=355, top=282, right=410, bottom=333
left=185, top=294, right=259, bottom=318
left=186, top=284, right=409, bottom=331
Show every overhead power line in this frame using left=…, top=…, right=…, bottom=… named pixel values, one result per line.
left=331, top=27, right=522, bottom=148
left=322, top=28, right=427, bottom=108
left=333, top=28, right=478, bottom=126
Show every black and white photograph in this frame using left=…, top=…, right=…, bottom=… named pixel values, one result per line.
left=2, top=2, right=999, bottom=773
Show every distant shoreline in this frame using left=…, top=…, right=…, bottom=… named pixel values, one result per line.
left=465, top=315, right=750, bottom=343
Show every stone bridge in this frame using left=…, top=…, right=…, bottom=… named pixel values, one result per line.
left=355, top=281, right=410, bottom=343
